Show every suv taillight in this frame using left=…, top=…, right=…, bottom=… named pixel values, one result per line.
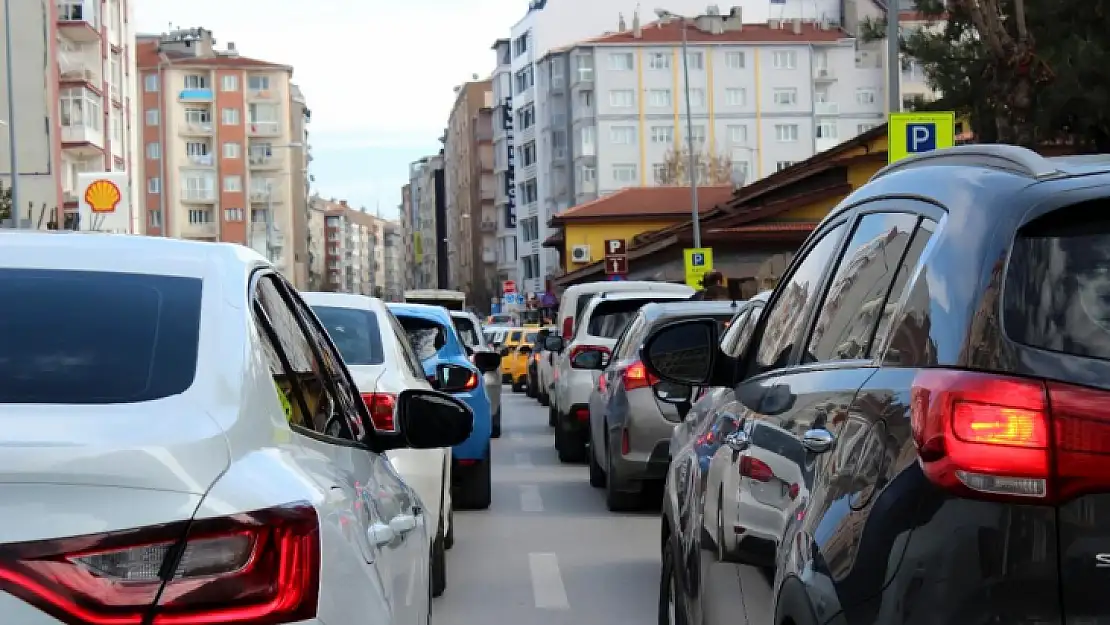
left=739, top=456, right=774, bottom=482
left=912, top=369, right=1110, bottom=504
left=622, top=361, right=658, bottom=391
left=562, top=317, right=573, bottom=338
left=361, top=392, right=397, bottom=432
left=0, top=504, right=320, bottom=625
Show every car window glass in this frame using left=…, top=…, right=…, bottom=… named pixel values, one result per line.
left=253, top=275, right=356, bottom=439
left=397, top=315, right=447, bottom=361
left=721, top=304, right=760, bottom=358
left=804, top=212, right=919, bottom=363
left=453, top=316, right=481, bottom=348
left=525, top=331, right=539, bottom=344
left=385, top=310, right=426, bottom=378
left=310, top=306, right=385, bottom=365
left=587, top=298, right=657, bottom=338
left=755, top=223, right=848, bottom=372
left=612, top=313, right=644, bottom=360
left=871, top=218, right=935, bottom=357
left=0, top=269, right=202, bottom=404
left=509, top=330, right=523, bottom=343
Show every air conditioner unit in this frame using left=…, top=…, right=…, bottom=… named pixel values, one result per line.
left=570, top=244, right=591, bottom=263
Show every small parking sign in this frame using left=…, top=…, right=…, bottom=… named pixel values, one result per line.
left=906, top=123, right=936, bottom=153
left=888, top=112, right=955, bottom=163
left=691, top=252, right=706, bottom=267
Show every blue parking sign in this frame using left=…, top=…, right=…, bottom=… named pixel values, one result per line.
left=906, top=123, right=937, bottom=154
left=691, top=252, right=706, bottom=267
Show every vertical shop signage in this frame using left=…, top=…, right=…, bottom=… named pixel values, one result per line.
left=503, top=97, right=517, bottom=229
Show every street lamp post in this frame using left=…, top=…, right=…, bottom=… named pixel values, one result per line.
left=251, top=142, right=303, bottom=264
left=657, top=8, right=700, bottom=248
left=886, top=0, right=901, bottom=114
left=3, top=0, right=21, bottom=228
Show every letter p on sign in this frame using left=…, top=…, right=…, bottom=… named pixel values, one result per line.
left=907, top=123, right=936, bottom=153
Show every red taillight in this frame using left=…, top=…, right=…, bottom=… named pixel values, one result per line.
left=361, top=392, right=397, bottom=432
left=562, top=317, right=573, bottom=338
left=462, top=372, right=479, bottom=391
left=695, top=432, right=715, bottom=446
left=739, top=456, right=774, bottom=482
left=0, top=504, right=320, bottom=625
left=788, top=483, right=800, bottom=500
left=574, top=406, right=590, bottom=422
left=622, top=360, right=659, bottom=391
left=597, top=375, right=608, bottom=393
left=568, top=345, right=610, bottom=368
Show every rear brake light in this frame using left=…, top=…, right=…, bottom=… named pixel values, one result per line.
left=597, top=375, right=607, bottom=393
left=574, top=406, right=590, bottom=422
left=622, top=361, right=659, bottom=391
left=739, top=456, right=773, bottom=482
left=1049, top=382, right=1110, bottom=501
left=0, top=503, right=320, bottom=625
left=569, top=345, right=610, bottom=368
left=361, top=392, right=397, bottom=432
left=788, top=483, right=800, bottom=500
left=562, top=317, right=573, bottom=338
left=462, top=372, right=479, bottom=391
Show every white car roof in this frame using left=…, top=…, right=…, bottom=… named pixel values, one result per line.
left=301, top=291, right=388, bottom=313
left=586, top=290, right=692, bottom=303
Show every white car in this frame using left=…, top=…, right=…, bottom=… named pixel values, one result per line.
left=550, top=289, right=693, bottom=463
left=0, top=232, right=473, bottom=625
left=304, top=292, right=469, bottom=596
left=449, top=310, right=503, bottom=437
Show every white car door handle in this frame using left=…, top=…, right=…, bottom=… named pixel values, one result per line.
left=368, top=522, right=396, bottom=548
left=389, top=514, right=418, bottom=535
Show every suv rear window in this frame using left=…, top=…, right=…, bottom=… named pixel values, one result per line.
left=0, top=269, right=202, bottom=404
left=588, top=299, right=659, bottom=338
left=311, top=305, right=385, bottom=365
left=1004, top=203, right=1110, bottom=361
left=396, top=315, right=447, bottom=361
left=452, top=316, right=481, bottom=348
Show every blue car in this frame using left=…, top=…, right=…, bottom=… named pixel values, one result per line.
left=388, top=303, right=496, bottom=510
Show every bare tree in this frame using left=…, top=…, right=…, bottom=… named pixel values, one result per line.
left=655, top=145, right=735, bottom=186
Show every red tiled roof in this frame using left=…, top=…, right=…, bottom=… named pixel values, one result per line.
left=709, top=222, right=818, bottom=234
left=583, top=19, right=846, bottom=45
left=135, top=40, right=289, bottom=71
left=552, top=185, right=735, bottom=221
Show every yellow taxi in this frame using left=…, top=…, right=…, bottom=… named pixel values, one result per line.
left=499, top=328, right=526, bottom=383
left=504, top=328, right=540, bottom=392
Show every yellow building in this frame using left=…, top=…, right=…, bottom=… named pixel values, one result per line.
left=545, top=185, right=736, bottom=274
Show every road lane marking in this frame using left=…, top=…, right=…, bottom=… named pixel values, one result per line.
left=520, top=484, right=543, bottom=512
left=528, top=552, right=569, bottom=609
left=510, top=432, right=525, bottom=441
left=514, top=452, right=533, bottom=468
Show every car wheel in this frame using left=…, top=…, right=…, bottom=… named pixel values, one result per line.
left=444, top=506, right=454, bottom=550
left=548, top=402, right=557, bottom=427
left=588, top=429, right=606, bottom=488
left=556, top=418, right=586, bottom=463
left=605, top=437, right=640, bottom=511
left=455, top=451, right=492, bottom=510
left=659, top=535, right=687, bottom=625
left=491, top=409, right=502, bottom=439
left=430, top=509, right=447, bottom=597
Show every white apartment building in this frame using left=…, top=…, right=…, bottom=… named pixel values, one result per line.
left=490, top=38, right=519, bottom=289
left=0, top=0, right=139, bottom=229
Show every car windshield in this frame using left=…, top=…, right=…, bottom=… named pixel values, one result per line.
left=524, top=331, right=538, bottom=344
left=509, top=330, right=523, bottom=343
left=453, top=316, right=481, bottom=348
left=396, top=315, right=447, bottom=361
left=0, top=268, right=202, bottom=404
left=311, top=305, right=385, bottom=365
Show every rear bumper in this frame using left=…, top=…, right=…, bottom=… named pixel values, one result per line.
left=558, top=403, right=591, bottom=441
left=612, top=439, right=671, bottom=482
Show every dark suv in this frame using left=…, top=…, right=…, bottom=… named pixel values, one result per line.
left=642, top=144, right=1110, bottom=625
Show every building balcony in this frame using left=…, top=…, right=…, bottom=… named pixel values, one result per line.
left=181, top=188, right=217, bottom=203
left=248, top=121, right=281, bottom=136
left=56, top=3, right=100, bottom=41
left=815, top=101, right=839, bottom=116
left=179, top=88, right=214, bottom=102
left=249, top=154, right=283, bottom=169
left=60, top=123, right=104, bottom=156
left=58, top=58, right=100, bottom=87
left=249, top=188, right=282, bottom=203
left=813, top=67, right=836, bottom=81
left=571, top=67, right=594, bottom=87
left=816, top=136, right=841, bottom=153
left=179, top=121, right=215, bottom=136
left=187, top=154, right=215, bottom=167
left=247, top=88, right=278, bottom=101
left=182, top=220, right=218, bottom=238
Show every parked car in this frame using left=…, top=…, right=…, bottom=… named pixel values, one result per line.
left=389, top=303, right=499, bottom=510
left=506, top=328, right=539, bottom=393
left=0, top=232, right=473, bottom=625
left=534, top=325, right=560, bottom=406
left=548, top=288, right=694, bottom=463
left=450, top=310, right=503, bottom=437
left=643, top=144, right=1110, bottom=625
left=576, top=300, right=746, bottom=510
left=484, top=325, right=512, bottom=348
left=527, top=326, right=555, bottom=399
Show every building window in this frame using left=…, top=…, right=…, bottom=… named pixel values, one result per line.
left=577, top=164, right=596, bottom=185
left=59, top=87, right=102, bottom=130
left=856, top=88, right=877, bottom=105
left=185, top=141, right=210, bottom=157
left=687, top=88, right=705, bottom=108
left=221, top=75, right=239, bottom=91
left=148, top=210, right=162, bottom=227
left=725, top=88, right=746, bottom=106
left=816, top=122, right=838, bottom=139
left=248, top=75, right=271, bottom=92
left=516, top=103, right=535, bottom=130
left=608, top=52, right=634, bottom=71
left=610, top=126, right=636, bottom=144
left=647, top=89, right=671, bottom=107
left=224, top=208, right=244, bottom=221
left=612, top=164, right=637, bottom=183
left=648, top=52, right=670, bottom=70
left=188, top=209, right=213, bottom=224
left=184, top=106, right=211, bottom=125
left=514, top=66, right=534, bottom=94
left=685, top=51, right=704, bottom=70
left=773, top=50, right=797, bottom=69
left=857, top=123, right=876, bottom=133
left=513, top=32, right=529, bottom=57
left=775, top=124, right=799, bottom=142
left=725, top=51, right=745, bottom=69
left=521, top=141, right=537, bottom=166
left=578, top=89, right=594, bottom=108
left=145, top=142, right=160, bottom=159
left=690, top=125, right=706, bottom=146
left=519, top=179, right=538, bottom=204
left=651, top=125, right=673, bottom=144
left=609, top=89, right=634, bottom=108
left=732, top=161, right=750, bottom=184
left=144, top=74, right=159, bottom=92
left=773, top=88, right=797, bottom=105
left=522, top=254, right=540, bottom=280
left=727, top=124, right=747, bottom=144
left=652, top=163, right=668, bottom=183
left=147, top=178, right=161, bottom=194
left=223, top=175, right=242, bottom=192
left=221, top=108, right=240, bottom=124
left=223, top=142, right=241, bottom=158
left=521, top=216, right=540, bottom=242
left=183, top=74, right=209, bottom=89
left=775, top=161, right=796, bottom=172
left=145, top=108, right=159, bottom=125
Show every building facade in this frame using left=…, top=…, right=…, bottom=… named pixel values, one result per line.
left=307, top=197, right=326, bottom=290
left=316, top=197, right=387, bottom=295
left=490, top=38, right=519, bottom=292
left=404, top=155, right=446, bottom=289
left=382, top=220, right=403, bottom=302
left=289, top=84, right=312, bottom=289
left=444, top=79, right=497, bottom=308
left=0, top=0, right=139, bottom=229
left=137, top=28, right=302, bottom=276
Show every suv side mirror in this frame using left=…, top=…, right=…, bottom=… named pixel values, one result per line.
left=570, top=348, right=606, bottom=370
left=395, top=388, right=473, bottom=448
left=653, top=381, right=692, bottom=404
left=544, top=335, right=565, bottom=353
left=641, top=318, right=721, bottom=386
left=435, top=363, right=478, bottom=392
left=472, top=350, right=501, bottom=373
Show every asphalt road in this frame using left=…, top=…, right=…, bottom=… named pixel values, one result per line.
left=433, top=389, right=661, bottom=625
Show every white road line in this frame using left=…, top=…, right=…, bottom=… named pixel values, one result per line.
left=528, top=552, right=569, bottom=609
left=519, top=484, right=544, bottom=512
left=509, top=432, right=525, bottom=441
left=514, top=452, right=534, bottom=468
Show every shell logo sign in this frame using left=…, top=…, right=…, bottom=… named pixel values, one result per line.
left=84, top=179, right=122, bottom=213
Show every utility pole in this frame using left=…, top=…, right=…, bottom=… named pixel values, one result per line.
left=265, top=182, right=275, bottom=263
left=678, top=17, right=701, bottom=249
left=886, top=0, right=901, bottom=114
left=3, top=0, right=21, bottom=228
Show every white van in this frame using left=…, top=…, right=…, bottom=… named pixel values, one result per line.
left=555, top=281, right=695, bottom=341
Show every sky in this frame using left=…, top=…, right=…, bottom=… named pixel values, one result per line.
left=136, top=0, right=525, bottom=219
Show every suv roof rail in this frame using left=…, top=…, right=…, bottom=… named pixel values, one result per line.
left=870, top=144, right=1064, bottom=182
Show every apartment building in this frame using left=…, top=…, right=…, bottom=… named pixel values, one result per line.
left=382, top=221, right=404, bottom=302
left=289, top=84, right=313, bottom=288
left=0, top=0, right=139, bottom=228
left=444, top=80, right=497, bottom=307
left=307, top=197, right=326, bottom=290
left=402, top=155, right=447, bottom=290
left=316, top=196, right=386, bottom=295
left=137, top=28, right=308, bottom=279
left=489, top=38, right=519, bottom=290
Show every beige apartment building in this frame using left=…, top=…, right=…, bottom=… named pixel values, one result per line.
left=0, top=0, right=140, bottom=228
left=314, top=196, right=391, bottom=296
left=382, top=220, right=404, bottom=301
left=137, top=28, right=308, bottom=282
left=444, top=80, right=497, bottom=307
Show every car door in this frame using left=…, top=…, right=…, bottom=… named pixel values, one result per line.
left=591, top=312, right=646, bottom=461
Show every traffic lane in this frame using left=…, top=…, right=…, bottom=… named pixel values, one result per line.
left=434, top=390, right=659, bottom=625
